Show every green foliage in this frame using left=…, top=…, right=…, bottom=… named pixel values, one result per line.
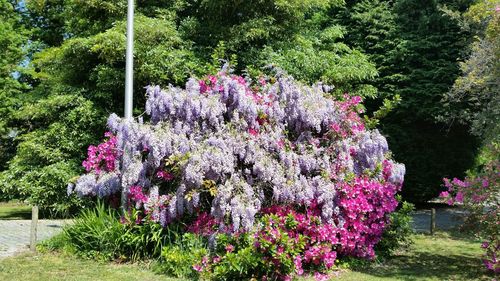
left=383, top=120, right=478, bottom=202
left=383, top=0, right=479, bottom=203
left=376, top=197, right=415, bottom=257
left=440, top=0, right=500, bottom=144
left=364, top=94, right=401, bottom=129
left=0, top=92, right=100, bottom=215
left=0, top=0, right=28, bottom=175
left=339, top=0, right=479, bottom=202
left=1, top=3, right=202, bottom=211
left=61, top=202, right=167, bottom=261
left=1, top=0, right=386, bottom=211
left=209, top=233, right=266, bottom=280
left=338, top=0, right=403, bottom=99
left=23, top=0, right=65, bottom=47
left=156, top=233, right=208, bottom=279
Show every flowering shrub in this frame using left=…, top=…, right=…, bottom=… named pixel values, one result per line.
left=70, top=70, right=405, bottom=279
left=255, top=206, right=336, bottom=278
left=375, top=197, right=414, bottom=256
left=440, top=144, right=499, bottom=273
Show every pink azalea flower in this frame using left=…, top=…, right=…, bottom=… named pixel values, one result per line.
left=156, top=170, right=174, bottom=181
left=314, top=272, right=329, bottom=281
left=248, top=128, right=259, bottom=136
left=225, top=244, right=234, bottom=253
left=482, top=179, right=489, bottom=188
left=192, top=264, right=203, bottom=272
left=439, top=191, right=449, bottom=198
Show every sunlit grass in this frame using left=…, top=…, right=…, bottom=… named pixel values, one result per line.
left=332, top=231, right=493, bottom=281
left=0, top=252, right=181, bottom=281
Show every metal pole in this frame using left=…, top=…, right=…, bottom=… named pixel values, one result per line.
left=122, top=0, right=134, bottom=213
left=124, top=0, right=134, bottom=119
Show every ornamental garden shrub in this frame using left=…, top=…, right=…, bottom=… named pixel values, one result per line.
left=69, top=70, right=406, bottom=280
left=375, top=196, right=414, bottom=257
left=440, top=142, right=499, bottom=273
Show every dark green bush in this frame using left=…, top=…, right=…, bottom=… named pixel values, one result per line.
left=376, top=197, right=414, bottom=256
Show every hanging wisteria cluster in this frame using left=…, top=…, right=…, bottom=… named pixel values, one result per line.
left=70, top=70, right=405, bottom=278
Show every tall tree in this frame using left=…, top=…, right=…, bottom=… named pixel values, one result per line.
left=0, top=0, right=27, bottom=172
left=441, top=0, right=500, bottom=144
left=340, top=0, right=478, bottom=202
left=0, top=0, right=380, bottom=212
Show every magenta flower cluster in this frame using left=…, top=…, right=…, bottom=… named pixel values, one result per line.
left=255, top=205, right=339, bottom=278
left=337, top=170, right=400, bottom=259
left=82, top=132, right=118, bottom=174
left=71, top=70, right=405, bottom=278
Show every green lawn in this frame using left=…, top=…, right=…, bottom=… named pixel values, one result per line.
left=0, top=252, right=179, bottom=281
left=333, top=232, right=493, bottom=281
left=0, top=232, right=494, bottom=281
left=0, top=201, right=32, bottom=220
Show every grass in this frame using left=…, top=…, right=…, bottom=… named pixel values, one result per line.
left=0, top=201, right=32, bottom=220
left=333, top=231, right=493, bottom=281
left=0, top=231, right=494, bottom=281
left=0, top=252, right=180, bottom=281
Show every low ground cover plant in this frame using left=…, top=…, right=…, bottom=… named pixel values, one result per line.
left=68, top=70, right=406, bottom=280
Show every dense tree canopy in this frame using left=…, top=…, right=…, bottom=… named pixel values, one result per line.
left=0, top=0, right=489, bottom=210
left=441, top=0, right=499, bottom=144
left=0, top=0, right=379, bottom=212
left=339, top=0, right=479, bottom=202
left=0, top=0, right=27, bottom=172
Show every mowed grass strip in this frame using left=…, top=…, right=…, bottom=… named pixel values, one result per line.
left=0, top=252, right=182, bottom=281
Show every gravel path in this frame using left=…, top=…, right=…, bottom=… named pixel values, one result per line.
left=0, top=220, right=69, bottom=259
left=411, top=207, right=468, bottom=233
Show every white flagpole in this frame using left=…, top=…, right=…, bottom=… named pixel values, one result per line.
left=122, top=0, right=134, bottom=212
left=124, top=0, right=134, bottom=119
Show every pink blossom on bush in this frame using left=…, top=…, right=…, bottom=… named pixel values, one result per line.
left=82, top=132, right=118, bottom=174
left=440, top=145, right=499, bottom=273
left=72, top=70, right=406, bottom=279
left=314, top=272, right=330, bottom=281
left=187, top=212, right=218, bottom=236
left=225, top=244, right=235, bottom=253
left=337, top=177, right=400, bottom=259
left=128, top=186, right=146, bottom=202
left=156, top=170, right=174, bottom=181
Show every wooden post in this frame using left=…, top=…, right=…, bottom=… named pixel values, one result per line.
left=430, top=208, right=436, bottom=235
left=30, top=205, right=38, bottom=252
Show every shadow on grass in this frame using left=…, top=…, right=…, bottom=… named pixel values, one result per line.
left=356, top=252, right=490, bottom=280
left=0, top=202, right=34, bottom=220
left=0, top=209, right=32, bottom=220
left=0, top=206, right=66, bottom=220
left=351, top=232, right=493, bottom=281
